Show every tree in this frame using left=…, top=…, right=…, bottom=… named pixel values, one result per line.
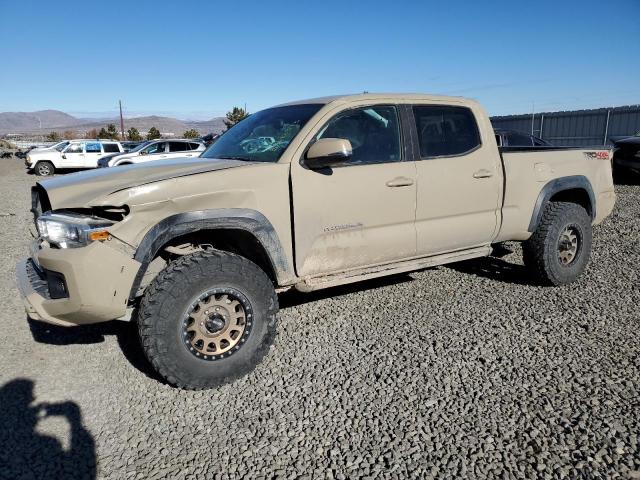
left=46, top=131, right=61, bottom=141
left=86, top=128, right=99, bottom=139
left=63, top=130, right=77, bottom=140
left=223, top=107, right=249, bottom=130
left=98, top=123, right=120, bottom=140
left=183, top=129, right=200, bottom=139
left=127, top=127, right=142, bottom=141
left=146, top=127, right=161, bottom=140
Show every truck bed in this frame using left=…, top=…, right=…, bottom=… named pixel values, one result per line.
left=495, top=146, right=616, bottom=242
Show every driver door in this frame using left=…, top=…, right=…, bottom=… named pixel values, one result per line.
left=291, top=105, right=416, bottom=276
left=141, top=141, right=168, bottom=162
left=61, top=143, right=84, bottom=167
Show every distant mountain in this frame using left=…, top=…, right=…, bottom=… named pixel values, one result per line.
left=0, top=109, right=226, bottom=136
left=0, top=110, right=82, bottom=133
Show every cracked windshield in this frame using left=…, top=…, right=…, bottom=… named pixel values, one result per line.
left=202, top=103, right=323, bottom=162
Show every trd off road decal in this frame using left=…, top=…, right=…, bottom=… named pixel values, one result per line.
left=583, top=151, right=610, bottom=160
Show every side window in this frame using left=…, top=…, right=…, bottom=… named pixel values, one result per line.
left=144, top=142, right=166, bottom=154
left=169, top=141, right=188, bottom=152
left=315, top=106, right=401, bottom=165
left=495, top=134, right=502, bottom=147
left=65, top=143, right=83, bottom=154
left=189, top=142, right=201, bottom=150
left=506, top=133, right=534, bottom=147
left=103, top=143, right=120, bottom=153
left=85, top=142, right=102, bottom=153
left=413, top=106, right=481, bottom=158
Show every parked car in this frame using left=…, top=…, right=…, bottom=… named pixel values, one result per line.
left=494, top=129, right=551, bottom=147
left=26, top=140, right=124, bottom=176
left=611, top=131, right=640, bottom=175
left=97, top=139, right=205, bottom=167
left=200, top=133, right=221, bottom=147
left=17, top=93, right=615, bottom=389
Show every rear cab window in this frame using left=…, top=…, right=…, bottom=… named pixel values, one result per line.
left=506, top=132, right=534, bottom=147
left=412, top=105, right=481, bottom=158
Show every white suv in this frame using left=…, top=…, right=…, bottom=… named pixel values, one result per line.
left=97, top=139, right=205, bottom=168
left=26, top=140, right=124, bottom=176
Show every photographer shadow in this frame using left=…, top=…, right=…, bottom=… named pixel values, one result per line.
left=0, top=379, right=96, bottom=479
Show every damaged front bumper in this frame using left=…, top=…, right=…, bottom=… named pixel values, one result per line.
left=16, top=240, right=141, bottom=327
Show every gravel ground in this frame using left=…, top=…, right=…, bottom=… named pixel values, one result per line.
left=0, top=157, right=638, bottom=480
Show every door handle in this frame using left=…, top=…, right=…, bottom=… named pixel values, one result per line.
left=473, top=169, right=493, bottom=179
left=186, top=154, right=193, bottom=157
left=386, top=177, right=414, bottom=187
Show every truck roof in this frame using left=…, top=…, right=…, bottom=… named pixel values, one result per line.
left=276, top=93, right=474, bottom=107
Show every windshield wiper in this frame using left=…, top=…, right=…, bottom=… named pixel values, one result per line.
left=216, top=155, right=252, bottom=161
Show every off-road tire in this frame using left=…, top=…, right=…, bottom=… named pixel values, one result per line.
left=137, top=250, right=278, bottom=389
left=523, top=201, right=592, bottom=286
left=34, top=161, right=55, bottom=176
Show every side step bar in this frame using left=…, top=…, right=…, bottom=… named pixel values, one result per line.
left=294, top=245, right=492, bottom=292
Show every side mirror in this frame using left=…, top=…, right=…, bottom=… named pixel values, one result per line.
left=304, top=138, right=352, bottom=169
left=139, top=150, right=147, bottom=156
left=61, top=154, right=66, bottom=159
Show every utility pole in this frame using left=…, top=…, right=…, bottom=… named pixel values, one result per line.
left=531, top=101, right=535, bottom=135
left=119, top=100, right=125, bottom=140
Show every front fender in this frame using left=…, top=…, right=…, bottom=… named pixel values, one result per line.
left=129, top=208, right=291, bottom=300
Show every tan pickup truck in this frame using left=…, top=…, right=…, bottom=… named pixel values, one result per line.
left=17, top=94, right=616, bottom=389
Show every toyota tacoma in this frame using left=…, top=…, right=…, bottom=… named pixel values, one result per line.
left=17, top=94, right=616, bottom=389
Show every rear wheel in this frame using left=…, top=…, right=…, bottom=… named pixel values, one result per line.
left=523, top=202, right=592, bottom=286
left=34, top=161, right=55, bottom=176
left=137, top=250, right=278, bottom=389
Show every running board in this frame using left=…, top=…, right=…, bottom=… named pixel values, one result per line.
left=294, top=245, right=492, bottom=292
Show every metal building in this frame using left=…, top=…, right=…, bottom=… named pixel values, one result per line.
left=491, top=105, right=640, bottom=147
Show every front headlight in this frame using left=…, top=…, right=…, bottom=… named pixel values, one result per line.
left=36, top=212, right=113, bottom=248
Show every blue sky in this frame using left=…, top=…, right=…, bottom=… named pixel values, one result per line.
left=1, top=0, right=638, bottom=119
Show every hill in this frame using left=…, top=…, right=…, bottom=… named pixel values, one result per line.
left=0, top=110, right=226, bottom=136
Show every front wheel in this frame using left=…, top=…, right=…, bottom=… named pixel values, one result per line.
left=137, top=250, right=278, bottom=389
left=34, top=161, right=55, bottom=176
left=522, top=202, right=592, bottom=286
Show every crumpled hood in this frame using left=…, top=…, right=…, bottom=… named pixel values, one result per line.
left=38, top=157, right=253, bottom=208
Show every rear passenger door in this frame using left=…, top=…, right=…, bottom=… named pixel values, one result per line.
left=83, top=142, right=103, bottom=167
left=168, top=141, right=195, bottom=159
left=411, top=104, right=501, bottom=255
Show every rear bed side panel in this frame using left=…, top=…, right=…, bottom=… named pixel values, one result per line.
left=495, top=148, right=615, bottom=242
